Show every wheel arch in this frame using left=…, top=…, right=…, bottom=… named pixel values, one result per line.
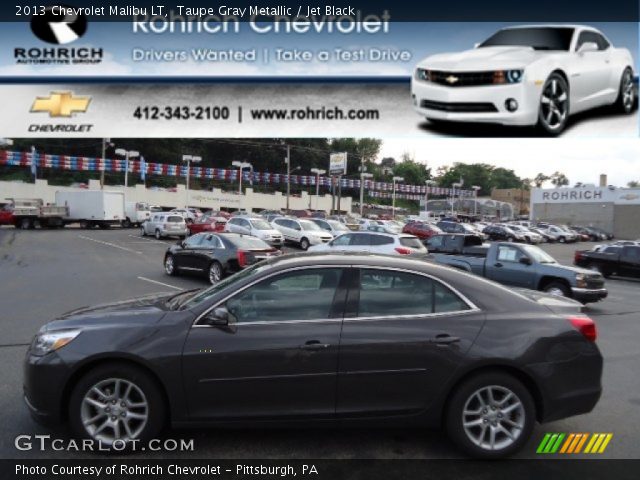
left=537, top=275, right=570, bottom=292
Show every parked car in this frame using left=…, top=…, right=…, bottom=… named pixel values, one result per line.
left=24, top=253, right=603, bottom=458
left=425, top=234, right=486, bottom=255
left=225, top=216, right=284, bottom=248
left=412, top=24, right=635, bottom=135
left=187, top=214, right=228, bottom=236
left=122, top=201, right=151, bottom=228
left=309, top=232, right=428, bottom=257
left=403, top=221, right=443, bottom=240
left=141, top=213, right=188, bottom=240
left=505, top=225, right=543, bottom=244
left=542, top=225, right=578, bottom=243
left=588, top=226, right=614, bottom=240
left=529, top=227, right=556, bottom=243
left=574, top=244, right=640, bottom=278
left=432, top=242, right=607, bottom=303
left=483, top=225, right=526, bottom=243
left=170, top=208, right=202, bottom=223
left=572, top=226, right=607, bottom=241
left=437, top=221, right=483, bottom=238
left=309, top=218, right=351, bottom=237
left=164, top=232, right=281, bottom=284
left=272, top=217, right=333, bottom=250
left=568, top=227, right=591, bottom=242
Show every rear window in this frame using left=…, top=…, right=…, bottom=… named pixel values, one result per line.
left=399, top=237, right=424, bottom=249
left=167, top=216, right=184, bottom=223
left=229, top=236, right=270, bottom=249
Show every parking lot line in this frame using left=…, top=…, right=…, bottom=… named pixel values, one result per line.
left=79, top=235, right=143, bottom=254
left=137, top=276, right=184, bottom=291
left=129, top=234, right=169, bottom=245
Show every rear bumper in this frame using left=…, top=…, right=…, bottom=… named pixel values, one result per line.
left=572, top=287, right=608, bottom=303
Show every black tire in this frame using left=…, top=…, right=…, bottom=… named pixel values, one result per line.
left=19, top=218, right=33, bottom=230
left=164, top=255, right=177, bottom=276
left=558, top=236, right=566, bottom=244
left=537, top=73, right=570, bottom=136
left=208, top=261, right=223, bottom=285
left=300, top=237, right=310, bottom=251
left=121, top=218, right=132, bottom=229
left=543, top=281, right=571, bottom=297
left=68, top=362, right=166, bottom=450
left=614, top=67, right=635, bottom=114
left=98, top=223, right=110, bottom=230
left=155, top=230, right=162, bottom=240
left=445, top=371, right=535, bottom=459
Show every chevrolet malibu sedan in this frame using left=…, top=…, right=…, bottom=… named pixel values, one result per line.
left=412, top=25, right=635, bottom=135
left=23, top=253, right=602, bottom=458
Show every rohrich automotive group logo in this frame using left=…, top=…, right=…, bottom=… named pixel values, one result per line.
left=31, top=5, right=87, bottom=44
left=14, top=4, right=102, bottom=65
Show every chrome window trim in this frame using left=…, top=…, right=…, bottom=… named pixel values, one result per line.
left=192, top=264, right=481, bottom=328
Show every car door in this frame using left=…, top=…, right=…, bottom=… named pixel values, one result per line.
left=619, top=246, right=640, bottom=277
left=190, top=234, right=226, bottom=271
left=485, top=244, right=535, bottom=289
left=572, top=30, right=613, bottom=109
left=235, top=218, right=251, bottom=235
left=336, top=267, right=484, bottom=415
left=173, top=234, right=205, bottom=270
left=274, top=219, right=294, bottom=242
left=181, top=267, right=348, bottom=419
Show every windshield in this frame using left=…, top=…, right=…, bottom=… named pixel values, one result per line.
left=328, top=220, right=349, bottom=231
left=521, top=244, right=557, bottom=264
left=300, top=220, right=322, bottom=231
left=479, top=27, right=574, bottom=51
left=180, top=263, right=272, bottom=309
left=250, top=219, right=272, bottom=230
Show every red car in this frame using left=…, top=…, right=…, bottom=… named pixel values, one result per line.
left=0, top=205, right=15, bottom=226
left=402, top=221, right=443, bottom=240
left=187, top=215, right=228, bottom=235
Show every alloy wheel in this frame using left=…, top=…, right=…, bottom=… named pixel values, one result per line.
left=622, top=70, right=634, bottom=112
left=209, top=262, right=222, bottom=284
left=540, top=77, right=569, bottom=131
left=80, top=378, right=149, bottom=446
left=462, top=385, right=525, bottom=452
left=164, top=256, right=174, bottom=275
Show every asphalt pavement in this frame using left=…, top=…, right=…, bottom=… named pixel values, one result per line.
left=1, top=227, right=639, bottom=459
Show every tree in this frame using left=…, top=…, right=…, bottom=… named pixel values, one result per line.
left=628, top=180, right=640, bottom=188
left=392, top=157, right=431, bottom=186
left=435, top=163, right=523, bottom=196
left=380, top=157, right=396, bottom=169
left=550, top=171, right=569, bottom=188
left=534, top=173, right=550, bottom=188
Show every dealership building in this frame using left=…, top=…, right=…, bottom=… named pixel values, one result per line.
left=530, top=183, right=640, bottom=239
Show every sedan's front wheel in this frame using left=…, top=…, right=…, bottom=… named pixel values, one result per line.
left=68, top=363, right=165, bottom=449
left=164, top=255, right=177, bottom=276
left=446, top=371, right=535, bottom=458
left=537, top=73, right=570, bottom=136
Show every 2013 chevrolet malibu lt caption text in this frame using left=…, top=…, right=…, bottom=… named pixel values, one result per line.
left=23, top=253, right=602, bottom=458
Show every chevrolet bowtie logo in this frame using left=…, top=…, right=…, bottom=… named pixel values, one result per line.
left=31, top=92, right=91, bottom=117
left=445, top=75, right=459, bottom=84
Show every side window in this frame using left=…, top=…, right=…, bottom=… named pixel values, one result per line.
left=434, top=282, right=471, bottom=313
left=225, top=268, right=343, bottom=323
left=577, top=31, right=607, bottom=51
left=351, top=234, right=372, bottom=246
left=622, top=247, right=640, bottom=259
left=594, top=33, right=610, bottom=50
left=200, top=235, right=222, bottom=248
left=331, top=234, right=352, bottom=246
left=428, top=236, right=444, bottom=249
left=370, top=235, right=394, bottom=246
left=497, top=245, right=525, bottom=263
left=358, top=269, right=435, bottom=317
left=184, top=235, right=203, bottom=247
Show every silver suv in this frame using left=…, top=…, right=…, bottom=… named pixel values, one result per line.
left=142, top=213, right=188, bottom=239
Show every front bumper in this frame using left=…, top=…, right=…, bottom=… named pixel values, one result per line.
left=23, top=351, right=69, bottom=425
left=571, top=287, right=608, bottom=304
left=411, top=77, right=541, bottom=126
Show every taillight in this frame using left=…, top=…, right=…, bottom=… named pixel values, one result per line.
left=395, top=247, right=412, bottom=255
left=237, top=250, right=248, bottom=267
left=574, top=251, right=583, bottom=262
left=568, top=316, right=597, bottom=342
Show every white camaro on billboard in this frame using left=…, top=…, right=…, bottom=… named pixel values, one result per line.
left=411, top=25, right=636, bottom=135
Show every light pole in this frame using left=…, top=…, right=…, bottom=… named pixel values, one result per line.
left=310, top=168, right=326, bottom=211
left=183, top=154, right=202, bottom=208
left=424, top=179, right=436, bottom=219
left=392, top=176, right=404, bottom=219
left=284, top=144, right=292, bottom=212
left=115, top=148, right=139, bottom=189
left=100, top=138, right=111, bottom=190
left=232, top=161, right=252, bottom=195
left=471, top=185, right=481, bottom=217
left=452, top=182, right=462, bottom=216
left=359, top=172, right=373, bottom=216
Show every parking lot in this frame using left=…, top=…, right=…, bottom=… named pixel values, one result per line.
left=1, top=226, right=639, bottom=459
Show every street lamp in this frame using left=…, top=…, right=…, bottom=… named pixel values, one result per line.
left=183, top=154, right=202, bottom=208
left=392, top=176, right=404, bottom=219
left=115, top=148, right=139, bottom=189
left=310, top=168, right=326, bottom=211
left=471, top=185, right=481, bottom=217
left=232, top=161, right=252, bottom=195
left=452, top=182, right=463, bottom=216
left=424, top=179, right=437, bottom=219
left=359, top=172, right=373, bottom=216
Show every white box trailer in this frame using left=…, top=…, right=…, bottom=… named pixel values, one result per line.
left=55, top=190, right=125, bottom=229
left=123, top=201, right=151, bottom=228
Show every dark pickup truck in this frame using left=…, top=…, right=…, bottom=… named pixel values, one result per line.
left=431, top=241, right=607, bottom=304
left=575, top=244, right=640, bottom=278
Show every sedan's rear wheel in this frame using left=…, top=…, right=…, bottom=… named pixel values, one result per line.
left=69, top=363, right=165, bottom=449
left=446, top=372, right=535, bottom=458
left=615, top=67, right=635, bottom=113
left=537, top=73, right=570, bottom=136
left=300, top=238, right=310, bottom=251
left=209, top=261, right=223, bottom=285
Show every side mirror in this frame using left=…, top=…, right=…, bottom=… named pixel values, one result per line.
left=578, top=42, right=598, bottom=54
left=519, top=257, right=532, bottom=266
left=202, top=307, right=230, bottom=326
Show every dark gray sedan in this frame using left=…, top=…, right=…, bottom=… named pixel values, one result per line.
left=23, top=253, right=602, bottom=458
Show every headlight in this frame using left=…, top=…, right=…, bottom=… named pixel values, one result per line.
left=493, top=69, right=524, bottom=84
left=31, top=329, right=82, bottom=356
left=575, top=273, right=588, bottom=288
left=415, top=68, right=430, bottom=81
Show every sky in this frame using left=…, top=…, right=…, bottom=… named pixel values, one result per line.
left=377, top=138, right=640, bottom=187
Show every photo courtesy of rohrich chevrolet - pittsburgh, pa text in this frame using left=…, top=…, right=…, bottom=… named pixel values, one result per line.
left=1, top=0, right=640, bottom=479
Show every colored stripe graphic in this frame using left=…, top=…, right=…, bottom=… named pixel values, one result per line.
left=538, top=433, right=613, bottom=454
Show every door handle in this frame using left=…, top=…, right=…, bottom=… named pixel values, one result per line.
left=494, top=262, right=503, bottom=268
left=300, top=340, right=330, bottom=351
left=431, top=334, right=461, bottom=346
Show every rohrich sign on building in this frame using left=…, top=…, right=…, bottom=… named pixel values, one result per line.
left=532, top=187, right=640, bottom=205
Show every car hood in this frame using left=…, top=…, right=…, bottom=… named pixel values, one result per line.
left=542, top=262, right=601, bottom=277
left=418, top=46, right=545, bottom=70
